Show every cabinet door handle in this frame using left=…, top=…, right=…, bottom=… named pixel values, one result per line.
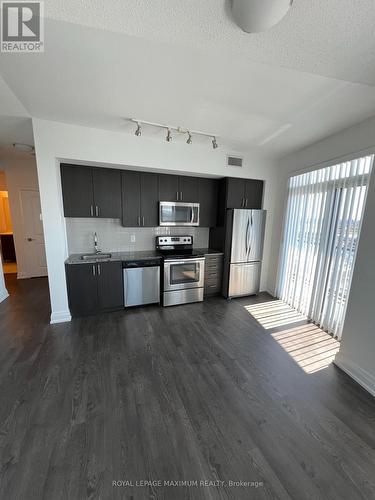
left=245, top=198, right=248, bottom=208
left=176, top=191, right=179, bottom=201
left=137, top=216, right=140, bottom=226
left=95, top=206, right=99, bottom=216
left=142, top=216, right=145, bottom=226
left=92, top=265, right=96, bottom=276
left=97, top=264, right=101, bottom=276
left=180, top=191, right=183, bottom=201
left=90, top=205, right=94, bottom=216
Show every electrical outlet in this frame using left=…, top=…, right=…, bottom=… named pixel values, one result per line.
left=130, top=234, right=136, bottom=243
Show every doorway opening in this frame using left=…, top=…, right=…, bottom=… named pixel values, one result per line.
left=0, top=179, right=17, bottom=276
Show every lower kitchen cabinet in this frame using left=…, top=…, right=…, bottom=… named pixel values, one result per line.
left=204, top=253, right=224, bottom=296
left=66, top=261, right=123, bottom=316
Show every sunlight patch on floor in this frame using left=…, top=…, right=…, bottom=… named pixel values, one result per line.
left=245, top=300, right=307, bottom=329
left=244, top=300, right=340, bottom=374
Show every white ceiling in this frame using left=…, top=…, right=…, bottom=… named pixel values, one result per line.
left=1, top=1, right=375, bottom=158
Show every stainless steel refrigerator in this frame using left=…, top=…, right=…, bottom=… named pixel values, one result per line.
left=222, top=209, right=266, bottom=298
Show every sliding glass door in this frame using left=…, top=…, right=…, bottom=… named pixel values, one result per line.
left=277, top=155, right=373, bottom=339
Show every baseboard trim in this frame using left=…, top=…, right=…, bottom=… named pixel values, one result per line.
left=50, top=310, right=72, bottom=324
left=0, top=288, right=9, bottom=303
left=334, top=353, right=375, bottom=398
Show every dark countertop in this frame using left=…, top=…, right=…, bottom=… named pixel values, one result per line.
left=65, top=248, right=223, bottom=265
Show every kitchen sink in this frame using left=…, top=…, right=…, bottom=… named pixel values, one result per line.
left=81, top=253, right=112, bottom=260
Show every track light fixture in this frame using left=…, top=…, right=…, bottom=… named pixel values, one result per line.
left=129, top=119, right=218, bottom=150
left=135, top=122, right=141, bottom=136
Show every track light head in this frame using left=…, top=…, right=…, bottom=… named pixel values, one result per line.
left=135, top=122, right=141, bottom=136
left=186, top=132, right=192, bottom=145
left=212, top=136, right=218, bottom=149
left=166, top=129, right=172, bottom=142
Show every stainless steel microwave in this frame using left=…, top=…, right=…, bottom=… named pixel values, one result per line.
left=159, top=201, right=200, bottom=226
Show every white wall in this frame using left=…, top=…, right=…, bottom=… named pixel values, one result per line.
left=32, top=118, right=279, bottom=323
left=269, top=114, right=375, bottom=396
left=0, top=154, right=40, bottom=278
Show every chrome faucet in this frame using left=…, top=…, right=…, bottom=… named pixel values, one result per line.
left=94, top=232, right=101, bottom=254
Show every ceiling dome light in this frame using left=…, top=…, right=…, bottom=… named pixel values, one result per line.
left=232, top=0, right=293, bottom=33
left=135, top=122, right=141, bottom=136
left=166, top=129, right=172, bottom=142
left=212, top=137, right=218, bottom=149
left=186, top=132, right=192, bottom=145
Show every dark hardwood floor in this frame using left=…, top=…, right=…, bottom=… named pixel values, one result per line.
left=1, top=274, right=375, bottom=500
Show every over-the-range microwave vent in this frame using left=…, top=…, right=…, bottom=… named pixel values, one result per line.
left=227, top=155, right=243, bottom=168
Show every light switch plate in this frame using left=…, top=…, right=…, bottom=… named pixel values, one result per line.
left=130, top=234, right=136, bottom=243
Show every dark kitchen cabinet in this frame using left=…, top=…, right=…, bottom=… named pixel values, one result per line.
left=140, top=172, right=159, bottom=226
left=97, top=261, right=124, bottom=310
left=66, top=261, right=123, bottom=316
left=121, top=171, right=158, bottom=227
left=66, top=263, right=99, bottom=316
left=244, top=179, right=264, bottom=209
left=92, top=168, right=122, bottom=218
left=226, top=177, right=246, bottom=209
left=198, top=177, right=218, bottom=227
left=121, top=170, right=141, bottom=227
left=217, top=177, right=264, bottom=226
left=61, top=164, right=94, bottom=217
left=61, top=164, right=121, bottom=218
left=179, top=175, right=199, bottom=202
left=158, top=174, right=179, bottom=202
left=158, top=174, right=199, bottom=202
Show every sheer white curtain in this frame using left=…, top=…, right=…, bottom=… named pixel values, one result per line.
left=276, top=155, right=373, bottom=340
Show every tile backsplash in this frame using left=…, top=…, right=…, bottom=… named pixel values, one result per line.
left=66, top=218, right=210, bottom=254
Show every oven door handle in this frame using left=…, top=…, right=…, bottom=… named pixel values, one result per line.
left=165, top=258, right=205, bottom=265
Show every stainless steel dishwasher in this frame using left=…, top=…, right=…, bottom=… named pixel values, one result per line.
left=123, top=259, right=160, bottom=307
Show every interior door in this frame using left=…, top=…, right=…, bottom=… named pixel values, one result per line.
left=20, top=190, right=47, bottom=277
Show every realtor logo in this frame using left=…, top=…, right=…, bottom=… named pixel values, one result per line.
left=1, top=1, right=44, bottom=52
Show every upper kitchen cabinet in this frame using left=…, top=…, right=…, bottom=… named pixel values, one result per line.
left=60, top=164, right=121, bottom=218
left=121, top=170, right=159, bottom=227
left=198, top=177, right=219, bottom=227
left=179, top=175, right=199, bottom=202
left=158, top=174, right=199, bottom=202
left=61, top=164, right=94, bottom=217
left=158, top=174, right=179, bottom=202
left=92, top=168, right=122, bottom=217
left=217, top=177, right=264, bottom=225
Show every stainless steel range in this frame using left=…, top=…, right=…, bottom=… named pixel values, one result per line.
left=156, top=235, right=205, bottom=307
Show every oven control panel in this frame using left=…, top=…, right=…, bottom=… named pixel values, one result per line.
left=156, top=235, right=193, bottom=246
